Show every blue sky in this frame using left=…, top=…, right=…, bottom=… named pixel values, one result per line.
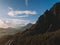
left=0, top=0, right=60, bottom=28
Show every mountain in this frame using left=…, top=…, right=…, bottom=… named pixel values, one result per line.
left=0, top=27, right=20, bottom=36
left=22, top=23, right=33, bottom=29
left=20, top=23, right=33, bottom=31
left=20, top=2, right=60, bottom=36
left=1, top=2, right=60, bottom=45
left=0, top=23, right=32, bottom=37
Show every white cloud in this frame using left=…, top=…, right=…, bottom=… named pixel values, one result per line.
left=8, top=7, right=37, bottom=17
left=0, top=19, right=30, bottom=28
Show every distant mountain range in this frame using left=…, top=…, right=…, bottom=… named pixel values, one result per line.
left=0, top=28, right=18, bottom=36
left=0, top=2, right=60, bottom=45
left=0, top=23, right=33, bottom=36
left=19, top=23, right=33, bottom=31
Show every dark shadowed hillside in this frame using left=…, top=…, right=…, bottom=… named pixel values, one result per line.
left=3, top=2, right=60, bottom=45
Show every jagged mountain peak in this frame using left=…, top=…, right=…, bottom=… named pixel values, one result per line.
left=50, top=2, right=60, bottom=15
left=55, top=2, right=60, bottom=5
